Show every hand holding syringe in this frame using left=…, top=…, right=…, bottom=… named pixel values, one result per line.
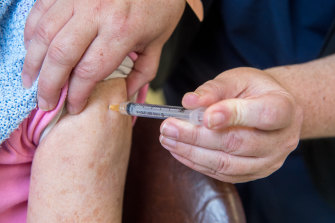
left=109, top=102, right=204, bottom=125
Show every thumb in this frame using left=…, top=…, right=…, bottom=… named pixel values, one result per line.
left=126, top=45, right=162, bottom=98
left=204, top=93, right=293, bottom=130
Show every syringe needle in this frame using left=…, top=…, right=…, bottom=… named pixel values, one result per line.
left=109, top=104, right=120, bottom=112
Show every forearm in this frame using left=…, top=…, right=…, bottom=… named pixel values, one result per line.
left=27, top=78, right=132, bottom=222
left=266, top=54, right=335, bottom=139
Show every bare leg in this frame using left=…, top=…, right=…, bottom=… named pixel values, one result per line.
left=27, top=78, right=131, bottom=222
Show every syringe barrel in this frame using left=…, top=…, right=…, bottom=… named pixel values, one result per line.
left=188, top=108, right=205, bottom=125
left=118, top=102, right=129, bottom=115
left=120, top=102, right=204, bottom=125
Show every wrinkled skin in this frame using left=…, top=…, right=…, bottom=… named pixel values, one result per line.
left=160, top=67, right=303, bottom=183
left=23, top=0, right=185, bottom=113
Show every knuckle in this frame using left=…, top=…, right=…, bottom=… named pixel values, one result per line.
left=34, top=21, right=53, bottom=45
left=262, top=152, right=288, bottom=177
left=285, top=135, right=299, bottom=153
left=231, top=100, right=247, bottom=126
left=216, top=153, right=231, bottom=174
left=73, top=63, right=100, bottom=82
left=112, top=21, right=129, bottom=39
left=264, top=160, right=284, bottom=177
left=197, top=80, right=222, bottom=95
left=34, top=0, right=49, bottom=13
left=185, top=145, right=196, bottom=160
left=48, top=43, right=74, bottom=66
left=221, top=131, right=243, bottom=154
left=108, top=8, right=131, bottom=35
left=259, top=105, right=280, bottom=129
left=273, top=160, right=284, bottom=172
left=174, top=143, right=195, bottom=161
left=261, top=94, right=294, bottom=128
left=189, top=128, right=201, bottom=146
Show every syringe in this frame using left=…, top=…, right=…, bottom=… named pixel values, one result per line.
left=109, top=102, right=204, bottom=125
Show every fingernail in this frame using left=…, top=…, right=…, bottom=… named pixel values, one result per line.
left=161, top=122, right=179, bottom=139
left=160, top=135, right=177, bottom=149
left=185, top=92, right=200, bottom=101
left=189, top=92, right=200, bottom=97
left=128, top=52, right=138, bottom=61
left=208, top=112, right=225, bottom=129
left=38, top=97, right=50, bottom=111
left=21, top=74, right=32, bottom=89
left=67, top=101, right=86, bottom=115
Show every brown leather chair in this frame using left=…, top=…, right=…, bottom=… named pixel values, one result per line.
left=123, top=118, right=246, bottom=223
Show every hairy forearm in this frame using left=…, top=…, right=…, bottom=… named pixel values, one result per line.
left=27, top=78, right=132, bottom=222
left=266, top=54, right=335, bottom=139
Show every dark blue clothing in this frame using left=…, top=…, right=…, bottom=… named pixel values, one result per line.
left=236, top=153, right=335, bottom=223
left=164, top=0, right=335, bottom=104
left=163, top=0, right=335, bottom=222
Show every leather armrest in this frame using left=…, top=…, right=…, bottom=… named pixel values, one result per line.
left=123, top=118, right=246, bottom=223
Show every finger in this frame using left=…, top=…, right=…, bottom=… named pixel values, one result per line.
left=169, top=152, right=265, bottom=183
left=66, top=36, right=131, bottom=114
left=126, top=44, right=162, bottom=97
left=159, top=135, right=273, bottom=178
left=160, top=118, right=277, bottom=157
left=204, top=94, right=293, bottom=130
left=24, top=0, right=57, bottom=47
left=181, top=67, right=283, bottom=110
left=22, top=0, right=73, bottom=88
left=182, top=72, right=247, bottom=109
left=37, top=14, right=98, bottom=111
left=66, top=56, right=135, bottom=113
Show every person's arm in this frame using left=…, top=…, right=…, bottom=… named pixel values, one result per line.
left=266, top=54, right=335, bottom=139
left=22, top=0, right=186, bottom=114
left=27, top=78, right=131, bottom=222
left=159, top=54, right=335, bottom=183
